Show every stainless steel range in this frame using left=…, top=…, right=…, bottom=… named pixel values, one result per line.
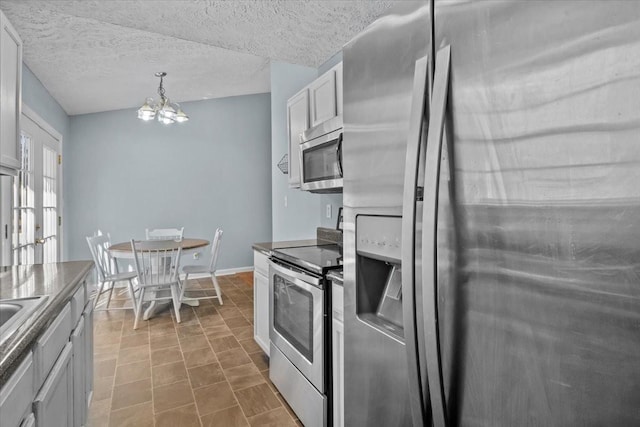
left=268, top=244, right=342, bottom=427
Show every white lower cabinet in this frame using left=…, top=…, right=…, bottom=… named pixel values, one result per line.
left=0, top=279, right=93, bottom=427
left=332, top=283, right=344, bottom=427
left=84, top=302, right=94, bottom=409
left=0, top=352, right=34, bottom=427
left=71, top=317, right=86, bottom=427
left=33, top=342, right=73, bottom=427
left=253, top=249, right=270, bottom=355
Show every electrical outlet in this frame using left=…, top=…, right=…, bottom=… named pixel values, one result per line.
left=326, top=204, right=332, bottom=218
left=284, top=196, right=288, bottom=208
left=193, top=252, right=200, bottom=259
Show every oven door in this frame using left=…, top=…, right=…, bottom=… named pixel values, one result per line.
left=300, top=128, right=343, bottom=193
left=269, top=259, right=325, bottom=392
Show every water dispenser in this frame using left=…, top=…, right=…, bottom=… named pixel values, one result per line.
left=356, top=215, right=404, bottom=340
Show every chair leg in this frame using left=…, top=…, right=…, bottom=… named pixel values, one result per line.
left=105, top=281, right=115, bottom=309
left=211, top=274, right=223, bottom=305
left=134, top=288, right=146, bottom=330
left=93, top=280, right=105, bottom=309
left=170, top=284, right=181, bottom=324
left=179, top=273, right=189, bottom=306
left=127, top=279, right=138, bottom=318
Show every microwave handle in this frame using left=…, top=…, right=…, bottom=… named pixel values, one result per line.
left=336, top=133, right=343, bottom=178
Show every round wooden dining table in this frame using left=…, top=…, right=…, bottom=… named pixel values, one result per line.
left=109, top=238, right=210, bottom=256
left=109, top=238, right=210, bottom=320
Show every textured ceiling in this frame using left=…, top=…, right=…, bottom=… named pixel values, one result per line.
left=0, top=1, right=393, bottom=115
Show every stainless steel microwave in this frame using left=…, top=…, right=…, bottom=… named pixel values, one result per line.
left=299, top=117, right=343, bottom=193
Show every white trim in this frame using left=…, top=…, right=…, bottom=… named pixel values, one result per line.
left=21, top=103, right=65, bottom=261
left=92, top=266, right=256, bottom=290
left=22, top=104, right=63, bottom=141
left=217, top=266, right=254, bottom=276
left=180, top=266, right=254, bottom=280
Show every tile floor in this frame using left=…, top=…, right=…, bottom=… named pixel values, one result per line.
left=87, top=272, right=301, bottom=427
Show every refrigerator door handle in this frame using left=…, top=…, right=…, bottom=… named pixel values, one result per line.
left=422, top=44, right=452, bottom=427
left=336, top=133, right=343, bottom=178
left=401, top=54, right=430, bottom=427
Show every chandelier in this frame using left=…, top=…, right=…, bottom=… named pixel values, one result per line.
left=137, top=72, right=189, bottom=124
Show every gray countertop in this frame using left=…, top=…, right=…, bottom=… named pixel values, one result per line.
left=327, top=269, right=344, bottom=285
left=252, top=239, right=322, bottom=256
left=0, top=261, right=94, bottom=385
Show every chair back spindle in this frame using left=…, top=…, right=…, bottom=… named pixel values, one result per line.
left=208, top=228, right=224, bottom=273
left=145, top=227, right=184, bottom=242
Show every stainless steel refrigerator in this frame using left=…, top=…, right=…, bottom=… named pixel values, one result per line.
left=342, top=1, right=640, bottom=426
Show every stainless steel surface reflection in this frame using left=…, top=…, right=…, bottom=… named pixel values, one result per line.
left=343, top=2, right=431, bottom=426
left=343, top=0, right=640, bottom=426
left=0, top=296, right=47, bottom=346
left=432, top=1, right=640, bottom=425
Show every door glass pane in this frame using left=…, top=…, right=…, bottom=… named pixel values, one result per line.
left=13, top=133, right=34, bottom=265
left=42, top=146, right=57, bottom=263
left=303, top=139, right=341, bottom=183
left=273, top=275, right=314, bottom=361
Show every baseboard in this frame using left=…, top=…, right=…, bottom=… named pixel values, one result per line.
left=88, top=267, right=255, bottom=289
left=217, top=266, right=254, bottom=276
left=181, top=266, right=254, bottom=279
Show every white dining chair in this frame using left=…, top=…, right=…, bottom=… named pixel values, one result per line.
left=130, top=239, right=183, bottom=328
left=86, top=234, right=139, bottom=314
left=180, top=228, right=224, bottom=305
left=145, top=227, right=184, bottom=241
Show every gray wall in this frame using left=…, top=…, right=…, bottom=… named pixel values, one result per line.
left=65, top=93, right=272, bottom=270
left=270, top=61, right=323, bottom=241
left=318, top=51, right=343, bottom=75
left=22, top=64, right=70, bottom=138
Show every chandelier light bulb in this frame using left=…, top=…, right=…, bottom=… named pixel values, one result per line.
left=137, top=73, right=187, bottom=124
left=137, top=97, right=156, bottom=121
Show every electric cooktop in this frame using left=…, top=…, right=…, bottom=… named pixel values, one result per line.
left=272, top=244, right=343, bottom=275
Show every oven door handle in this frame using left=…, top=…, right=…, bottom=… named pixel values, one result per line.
left=269, top=259, right=322, bottom=288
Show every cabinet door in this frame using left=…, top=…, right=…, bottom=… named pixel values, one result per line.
left=34, top=342, right=73, bottom=427
left=332, top=316, right=344, bottom=427
left=254, top=271, right=270, bottom=355
left=335, top=62, right=343, bottom=117
left=71, top=317, right=86, bottom=427
left=332, top=283, right=344, bottom=427
left=287, top=89, right=309, bottom=188
left=84, top=301, right=94, bottom=409
left=0, top=352, right=34, bottom=427
left=309, top=70, right=337, bottom=128
left=0, top=10, right=22, bottom=173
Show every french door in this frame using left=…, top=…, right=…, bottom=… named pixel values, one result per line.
left=13, top=109, right=61, bottom=265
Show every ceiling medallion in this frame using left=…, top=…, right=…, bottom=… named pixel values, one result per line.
left=137, top=72, right=189, bottom=124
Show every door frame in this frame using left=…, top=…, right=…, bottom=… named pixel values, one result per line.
left=20, top=103, right=64, bottom=261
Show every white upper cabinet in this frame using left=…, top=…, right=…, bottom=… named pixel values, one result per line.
left=0, top=9, right=22, bottom=175
left=287, top=89, right=310, bottom=188
left=286, top=60, right=343, bottom=189
left=309, top=62, right=342, bottom=128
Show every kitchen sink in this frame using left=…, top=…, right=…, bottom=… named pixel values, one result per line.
left=0, top=296, right=48, bottom=345
left=0, top=303, right=23, bottom=327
